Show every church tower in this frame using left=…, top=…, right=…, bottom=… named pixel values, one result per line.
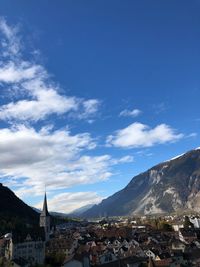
left=40, top=192, right=50, bottom=241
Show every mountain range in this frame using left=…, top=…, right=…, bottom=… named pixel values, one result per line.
left=1, top=147, right=200, bottom=222
left=83, top=148, right=200, bottom=217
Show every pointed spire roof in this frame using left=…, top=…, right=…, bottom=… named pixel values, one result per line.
left=41, top=192, right=50, bottom=216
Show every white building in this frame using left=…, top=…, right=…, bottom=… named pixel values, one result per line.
left=5, top=234, right=45, bottom=265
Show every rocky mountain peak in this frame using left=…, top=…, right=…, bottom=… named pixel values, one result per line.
left=83, top=148, right=200, bottom=217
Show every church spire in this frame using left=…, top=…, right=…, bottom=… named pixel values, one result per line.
left=41, top=192, right=49, bottom=216
left=40, top=192, right=50, bottom=241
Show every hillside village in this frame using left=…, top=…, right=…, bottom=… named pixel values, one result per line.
left=1, top=193, right=200, bottom=267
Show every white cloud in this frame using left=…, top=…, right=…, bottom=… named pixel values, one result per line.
left=83, top=99, right=100, bottom=116
left=0, top=61, right=42, bottom=83
left=0, top=125, right=132, bottom=197
left=0, top=17, right=21, bottom=57
left=0, top=125, right=102, bottom=194
left=69, top=98, right=100, bottom=122
left=0, top=125, right=131, bottom=197
left=107, top=122, right=183, bottom=148
left=119, top=108, right=142, bottom=118
left=0, top=79, right=78, bottom=121
left=117, top=155, right=134, bottom=163
left=111, top=155, right=134, bottom=164
left=35, top=192, right=103, bottom=214
left=0, top=18, right=100, bottom=122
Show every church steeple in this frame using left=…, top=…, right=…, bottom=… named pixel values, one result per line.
left=41, top=192, right=50, bottom=216
left=40, top=192, right=50, bottom=241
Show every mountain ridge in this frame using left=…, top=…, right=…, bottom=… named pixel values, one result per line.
left=83, top=148, right=200, bottom=217
left=0, top=183, right=39, bottom=222
left=0, top=183, right=40, bottom=234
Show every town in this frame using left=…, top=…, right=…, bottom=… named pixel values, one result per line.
left=0, top=1, right=200, bottom=267
left=1, top=193, right=200, bottom=267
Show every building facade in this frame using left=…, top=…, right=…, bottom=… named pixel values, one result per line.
left=5, top=234, right=45, bottom=265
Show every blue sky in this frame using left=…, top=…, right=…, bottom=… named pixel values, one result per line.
left=0, top=0, right=199, bottom=213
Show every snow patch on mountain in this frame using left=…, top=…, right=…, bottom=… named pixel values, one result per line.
left=167, top=153, right=185, bottom=162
